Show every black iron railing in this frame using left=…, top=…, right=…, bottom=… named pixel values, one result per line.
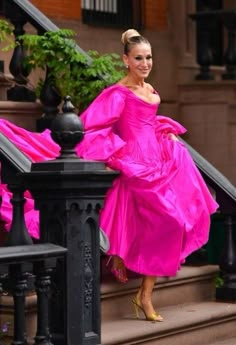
left=0, top=97, right=118, bottom=345
left=181, top=139, right=236, bottom=301
left=0, top=243, right=67, bottom=345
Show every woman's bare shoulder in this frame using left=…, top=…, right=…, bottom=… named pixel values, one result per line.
left=145, top=82, right=155, bottom=92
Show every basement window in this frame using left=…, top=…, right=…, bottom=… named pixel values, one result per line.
left=81, top=0, right=142, bottom=29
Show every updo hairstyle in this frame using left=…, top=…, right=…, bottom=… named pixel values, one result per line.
left=121, top=29, right=150, bottom=55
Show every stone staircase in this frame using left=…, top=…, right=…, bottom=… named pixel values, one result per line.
left=101, top=263, right=236, bottom=345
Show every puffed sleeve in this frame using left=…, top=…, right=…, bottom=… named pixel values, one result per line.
left=76, top=87, right=126, bottom=161
left=155, top=115, right=187, bottom=136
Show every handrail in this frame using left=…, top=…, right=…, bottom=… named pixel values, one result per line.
left=181, top=139, right=236, bottom=204
left=0, top=243, right=67, bottom=263
left=0, top=132, right=31, bottom=172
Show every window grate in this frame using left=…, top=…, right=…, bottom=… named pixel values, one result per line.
left=82, top=0, right=142, bottom=29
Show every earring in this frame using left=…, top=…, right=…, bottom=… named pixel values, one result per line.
left=126, top=65, right=129, bottom=69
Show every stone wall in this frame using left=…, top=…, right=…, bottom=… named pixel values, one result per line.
left=178, top=82, right=236, bottom=185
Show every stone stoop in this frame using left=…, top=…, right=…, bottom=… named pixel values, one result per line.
left=101, top=301, right=236, bottom=345
left=101, top=265, right=236, bottom=345
left=101, top=265, right=219, bottom=321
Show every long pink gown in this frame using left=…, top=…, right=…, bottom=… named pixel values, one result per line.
left=76, top=84, right=218, bottom=276
left=0, top=84, right=218, bottom=277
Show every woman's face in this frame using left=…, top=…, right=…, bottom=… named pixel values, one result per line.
left=123, top=43, right=153, bottom=80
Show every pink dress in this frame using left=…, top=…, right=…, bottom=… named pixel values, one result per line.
left=77, top=84, right=218, bottom=276
left=0, top=120, right=60, bottom=239
left=0, top=84, right=218, bottom=276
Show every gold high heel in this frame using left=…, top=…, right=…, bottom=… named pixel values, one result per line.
left=132, top=296, right=164, bottom=322
left=106, top=256, right=128, bottom=283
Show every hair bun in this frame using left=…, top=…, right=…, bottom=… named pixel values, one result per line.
left=121, top=29, right=141, bottom=45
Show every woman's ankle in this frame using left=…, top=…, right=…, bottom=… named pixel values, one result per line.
left=139, top=292, right=154, bottom=308
left=110, top=255, right=128, bottom=283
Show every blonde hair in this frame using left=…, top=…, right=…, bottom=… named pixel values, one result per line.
left=121, top=29, right=141, bottom=45
left=121, top=28, right=150, bottom=55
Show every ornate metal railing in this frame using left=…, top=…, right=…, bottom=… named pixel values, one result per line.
left=0, top=97, right=118, bottom=345
left=0, top=243, right=67, bottom=345
left=182, top=140, right=236, bottom=301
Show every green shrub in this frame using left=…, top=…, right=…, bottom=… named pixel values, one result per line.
left=0, top=19, right=125, bottom=111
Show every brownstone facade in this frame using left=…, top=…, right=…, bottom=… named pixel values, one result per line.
left=143, top=0, right=168, bottom=31
left=30, top=0, right=81, bottom=20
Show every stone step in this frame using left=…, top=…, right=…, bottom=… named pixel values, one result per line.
left=102, top=301, right=236, bottom=345
left=101, top=265, right=219, bottom=321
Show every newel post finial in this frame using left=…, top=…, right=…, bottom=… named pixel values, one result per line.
left=50, top=96, right=84, bottom=159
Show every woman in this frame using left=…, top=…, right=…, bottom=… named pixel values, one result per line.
left=0, top=29, right=218, bottom=322
left=76, top=29, right=218, bottom=322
